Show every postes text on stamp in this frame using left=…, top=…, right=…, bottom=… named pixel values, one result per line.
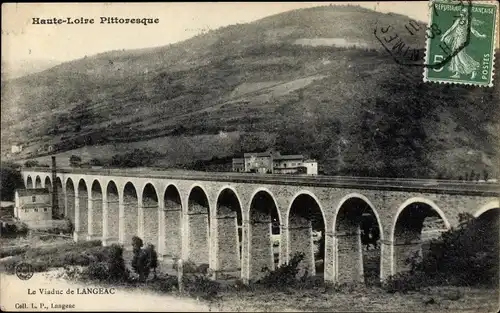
left=424, top=0, right=498, bottom=87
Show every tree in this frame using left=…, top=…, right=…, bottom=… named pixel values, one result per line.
left=69, top=155, right=82, bottom=167
left=0, top=162, right=24, bottom=201
left=24, top=160, right=40, bottom=168
left=89, top=158, right=103, bottom=166
left=483, top=170, right=489, bottom=181
left=131, top=236, right=144, bottom=275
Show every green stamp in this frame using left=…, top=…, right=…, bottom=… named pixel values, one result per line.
left=424, top=0, right=498, bottom=87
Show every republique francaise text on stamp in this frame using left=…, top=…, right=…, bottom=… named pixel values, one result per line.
left=423, top=0, right=498, bottom=87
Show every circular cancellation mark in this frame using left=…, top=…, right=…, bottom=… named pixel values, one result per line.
left=374, top=0, right=473, bottom=69
left=15, top=262, right=34, bottom=280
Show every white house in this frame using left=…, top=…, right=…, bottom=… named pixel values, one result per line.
left=14, top=189, right=52, bottom=222
left=11, top=144, right=23, bottom=154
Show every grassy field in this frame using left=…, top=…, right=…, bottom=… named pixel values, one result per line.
left=1, top=238, right=498, bottom=312
left=213, top=285, right=499, bottom=312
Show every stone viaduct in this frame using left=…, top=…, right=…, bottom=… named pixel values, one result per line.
left=22, top=167, right=499, bottom=284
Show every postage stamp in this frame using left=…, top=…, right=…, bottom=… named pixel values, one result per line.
left=424, top=0, right=499, bottom=86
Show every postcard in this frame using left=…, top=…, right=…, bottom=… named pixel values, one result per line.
left=1, top=2, right=499, bottom=312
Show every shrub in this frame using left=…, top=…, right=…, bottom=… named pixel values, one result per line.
left=64, top=218, right=74, bottom=234
left=69, top=155, right=82, bottom=167
left=1, top=162, right=24, bottom=201
left=131, top=236, right=144, bottom=274
left=24, top=160, right=40, bottom=168
left=106, top=244, right=130, bottom=283
left=182, top=274, right=220, bottom=300
left=383, top=213, right=499, bottom=292
left=256, top=252, right=305, bottom=289
left=182, top=260, right=201, bottom=273
left=109, top=148, right=161, bottom=168
left=80, top=262, right=110, bottom=282
left=148, top=274, right=178, bottom=293
left=89, top=158, right=104, bottom=166
left=0, top=245, right=29, bottom=258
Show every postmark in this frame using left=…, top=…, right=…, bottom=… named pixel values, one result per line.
left=15, top=262, right=34, bottom=280
left=423, top=0, right=498, bottom=86
left=373, top=0, right=473, bottom=69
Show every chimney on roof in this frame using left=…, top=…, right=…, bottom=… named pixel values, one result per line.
left=51, top=156, right=59, bottom=218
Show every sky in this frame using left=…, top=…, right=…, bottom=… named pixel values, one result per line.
left=0, top=2, right=464, bottom=64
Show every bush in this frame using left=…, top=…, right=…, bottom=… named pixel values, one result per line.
left=181, top=260, right=209, bottom=274
left=256, top=252, right=305, bottom=289
left=69, top=155, right=82, bottom=167
left=109, top=148, right=161, bottom=168
left=131, top=236, right=144, bottom=274
left=182, top=274, right=220, bottom=300
left=1, top=162, right=24, bottom=201
left=24, top=160, right=40, bottom=168
left=80, top=262, right=110, bottom=281
left=383, top=213, right=499, bottom=292
left=148, top=274, right=178, bottom=293
left=106, top=244, right=130, bottom=283
left=89, top=158, right=104, bottom=166
left=0, top=245, right=29, bottom=258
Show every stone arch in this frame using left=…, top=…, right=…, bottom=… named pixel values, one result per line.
left=163, top=184, right=182, bottom=258
left=66, top=178, right=76, bottom=224
left=248, top=188, right=281, bottom=280
left=26, top=175, right=33, bottom=188
left=333, top=194, right=383, bottom=285
left=287, top=191, right=326, bottom=278
left=123, top=182, right=139, bottom=245
left=141, top=182, right=159, bottom=246
left=215, top=187, right=243, bottom=278
left=106, top=180, right=120, bottom=242
left=35, top=176, right=42, bottom=188
left=187, top=185, right=211, bottom=265
left=77, top=179, right=89, bottom=238
left=474, top=200, right=500, bottom=218
left=44, top=176, right=52, bottom=191
left=391, top=197, right=450, bottom=276
left=90, top=180, right=103, bottom=238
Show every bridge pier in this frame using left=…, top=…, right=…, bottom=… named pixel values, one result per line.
left=77, top=193, right=88, bottom=241
left=214, top=211, right=240, bottom=277
left=287, top=221, right=315, bottom=278
left=87, top=196, right=94, bottom=240
left=248, top=218, right=274, bottom=280
left=73, top=189, right=80, bottom=242
left=101, top=193, right=110, bottom=246
left=380, top=240, right=392, bottom=280
left=324, top=231, right=335, bottom=282
left=157, top=198, right=165, bottom=257
left=187, top=211, right=210, bottom=264
left=163, top=188, right=183, bottom=259
left=334, top=230, right=364, bottom=284
left=240, top=218, right=251, bottom=283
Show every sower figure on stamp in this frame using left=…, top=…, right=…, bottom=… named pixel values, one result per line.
left=441, top=7, right=487, bottom=79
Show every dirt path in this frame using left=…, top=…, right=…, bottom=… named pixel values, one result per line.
left=0, top=271, right=214, bottom=312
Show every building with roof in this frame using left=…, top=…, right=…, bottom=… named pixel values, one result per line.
left=11, top=144, right=23, bottom=154
left=232, top=158, right=245, bottom=172
left=232, top=151, right=318, bottom=175
left=14, top=188, right=52, bottom=222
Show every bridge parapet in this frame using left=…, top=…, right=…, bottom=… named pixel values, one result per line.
left=22, top=167, right=500, bottom=196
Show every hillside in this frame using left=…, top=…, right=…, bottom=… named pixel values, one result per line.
left=1, top=58, right=62, bottom=80
left=1, top=5, right=499, bottom=178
